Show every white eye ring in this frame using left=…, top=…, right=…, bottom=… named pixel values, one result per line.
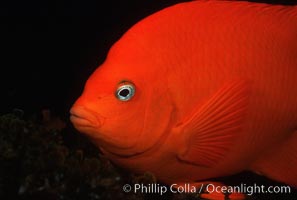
left=116, top=82, right=135, bottom=101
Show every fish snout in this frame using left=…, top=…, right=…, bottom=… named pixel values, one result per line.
left=70, top=106, right=102, bottom=128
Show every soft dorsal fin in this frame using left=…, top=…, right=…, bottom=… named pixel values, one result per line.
left=176, top=80, right=250, bottom=167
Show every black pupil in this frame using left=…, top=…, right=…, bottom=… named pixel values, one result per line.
left=119, top=88, right=130, bottom=97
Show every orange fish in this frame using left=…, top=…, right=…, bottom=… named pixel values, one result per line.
left=70, top=0, right=297, bottom=198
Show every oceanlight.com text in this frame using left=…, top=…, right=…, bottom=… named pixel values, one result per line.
left=206, top=183, right=291, bottom=196
left=122, top=183, right=291, bottom=196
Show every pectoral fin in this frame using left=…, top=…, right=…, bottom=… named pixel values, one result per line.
left=177, top=80, right=249, bottom=167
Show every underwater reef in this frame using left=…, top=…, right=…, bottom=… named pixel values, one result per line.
left=0, top=110, right=296, bottom=200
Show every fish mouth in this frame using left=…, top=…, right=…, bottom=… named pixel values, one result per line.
left=70, top=114, right=93, bottom=127
left=70, top=106, right=141, bottom=156
left=70, top=106, right=102, bottom=128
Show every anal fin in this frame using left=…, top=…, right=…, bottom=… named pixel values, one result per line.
left=251, top=130, right=297, bottom=187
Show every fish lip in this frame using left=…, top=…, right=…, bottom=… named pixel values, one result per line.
left=70, top=106, right=102, bottom=128
left=70, top=114, right=94, bottom=128
left=100, top=146, right=145, bottom=158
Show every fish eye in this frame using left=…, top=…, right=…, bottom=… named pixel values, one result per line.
left=116, top=82, right=135, bottom=101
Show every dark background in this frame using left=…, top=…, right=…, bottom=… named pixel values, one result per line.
left=0, top=0, right=190, bottom=117
left=0, top=0, right=296, bottom=117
